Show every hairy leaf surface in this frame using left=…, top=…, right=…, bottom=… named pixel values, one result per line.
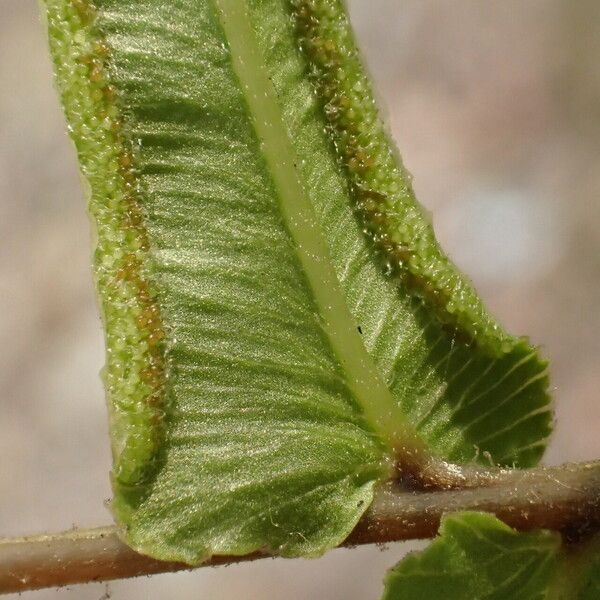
left=382, top=512, right=600, bottom=600
left=44, top=0, right=551, bottom=563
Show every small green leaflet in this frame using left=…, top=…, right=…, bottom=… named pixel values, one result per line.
left=382, top=512, right=600, bottom=600
left=44, top=0, right=551, bottom=563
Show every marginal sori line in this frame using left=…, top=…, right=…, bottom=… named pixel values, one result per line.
left=289, top=0, right=518, bottom=356
left=45, top=0, right=167, bottom=488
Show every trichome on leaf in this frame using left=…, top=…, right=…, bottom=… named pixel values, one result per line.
left=44, top=0, right=554, bottom=573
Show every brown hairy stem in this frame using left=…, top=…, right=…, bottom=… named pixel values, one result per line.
left=350, top=460, right=600, bottom=545
left=1, top=461, right=599, bottom=595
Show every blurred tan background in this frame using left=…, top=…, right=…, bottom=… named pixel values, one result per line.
left=1, top=1, right=599, bottom=598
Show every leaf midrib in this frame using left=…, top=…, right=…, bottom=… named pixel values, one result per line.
left=214, top=0, right=419, bottom=457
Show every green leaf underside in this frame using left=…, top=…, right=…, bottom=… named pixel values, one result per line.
left=44, top=0, right=551, bottom=563
left=382, top=512, right=600, bottom=600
